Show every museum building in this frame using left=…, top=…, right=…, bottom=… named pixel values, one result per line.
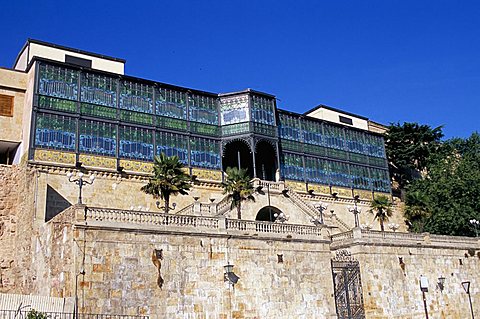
left=2, top=39, right=390, bottom=199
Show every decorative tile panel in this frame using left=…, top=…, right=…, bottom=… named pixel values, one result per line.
left=119, top=159, right=154, bottom=173
left=79, top=154, right=117, bottom=169
left=191, top=168, right=222, bottom=182
left=34, top=149, right=76, bottom=165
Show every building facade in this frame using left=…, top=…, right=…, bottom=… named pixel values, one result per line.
left=4, top=39, right=390, bottom=201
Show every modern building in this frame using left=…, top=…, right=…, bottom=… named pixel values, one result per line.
left=3, top=39, right=390, bottom=202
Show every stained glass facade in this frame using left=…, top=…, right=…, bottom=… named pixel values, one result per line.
left=33, top=60, right=390, bottom=193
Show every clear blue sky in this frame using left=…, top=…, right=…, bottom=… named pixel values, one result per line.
left=1, top=0, right=479, bottom=138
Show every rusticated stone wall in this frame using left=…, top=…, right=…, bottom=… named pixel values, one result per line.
left=332, top=229, right=480, bottom=319
left=0, top=164, right=36, bottom=293
left=72, top=223, right=336, bottom=318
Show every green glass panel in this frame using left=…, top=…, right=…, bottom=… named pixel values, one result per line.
left=38, top=96, right=77, bottom=113
left=120, top=110, right=154, bottom=125
left=221, top=122, right=250, bottom=136
left=190, top=122, right=219, bottom=136
left=280, top=139, right=303, bottom=152
left=156, top=116, right=188, bottom=131
left=81, top=103, right=117, bottom=119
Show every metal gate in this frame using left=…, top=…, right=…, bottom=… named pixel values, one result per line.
left=331, top=250, right=365, bottom=319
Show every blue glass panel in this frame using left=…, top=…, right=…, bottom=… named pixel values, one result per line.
left=156, top=88, right=187, bottom=119
left=282, top=153, right=304, bottom=181
left=156, top=131, right=189, bottom=164
left=81, top=73, right=117, bottom=107
left=324, top=124, right=345, bottom=150
left=35, top=113, right=76, bottom=150
left=305, top=157, right=330, bottom=184
left=251, top=95, right=275, bottom=125
left=79, top=120, right=117, bottom=156
left=120, top=81, right=153, bottom=113
left=190, top=94, right=218, bottom=125
left=119, top=126, right=154, bottom=160
left=190, top=137, right=221, bottom=169
left=220, top=95, right=249, bottom=126
left=329, top=160, right=351, bottom=187
left=279, top=114, right=302, bottom=141
left=38, top=64, right=78, bottom=100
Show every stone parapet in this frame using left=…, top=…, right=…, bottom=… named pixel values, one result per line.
left=331, top=228, right=480, bottom=250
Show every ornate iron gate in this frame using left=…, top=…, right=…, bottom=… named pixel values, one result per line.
left=331, top=250, right=365, bottom=319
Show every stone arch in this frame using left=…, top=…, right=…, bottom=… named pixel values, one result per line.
left=222, top=139, right=254, bottom=177
left=254, top=139, right=278, bottom=181
left=255, top=205, right=283, bottom=222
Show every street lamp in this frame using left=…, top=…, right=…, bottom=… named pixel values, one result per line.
left=462, top=281, right=475, bottom=319
left=67, top=171, right=95, bottom=205
left=388, top=223, right=400, bottom=232
left=224, top=263, right=239, bottom=286
left=274, top=212, right=289, bottom=223
left=312, top=202, right=328, bottom=226
left=347, top=196, right=361, bottom=228
left=420, top=275, right=429, bottom=319
left=469, top=219, right=479, bottom=237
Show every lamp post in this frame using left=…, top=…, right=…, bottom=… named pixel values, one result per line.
left=470, top=219, right=479, bottom=237
left=462, top=281, right=475, bottom=319
left=388, top=223, right=400, bottom=232
left=312, top=202, right=328, bottom=226
left=347, top=197, right=361, bottom=228
left=420, top=275, right=429, bottom=319
left=67, top=172, right=95, bottom=205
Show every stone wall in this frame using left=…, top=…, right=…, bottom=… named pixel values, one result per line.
left=332, top=229, right=480, bottom=319
left=0, top=164, right=36, bottom=293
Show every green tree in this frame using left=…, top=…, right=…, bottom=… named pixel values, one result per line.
left=141, top=153, right=194, bottom=214
left=405, top=133, right=480, bottom=236
left=385, top=122, right=443, bottom=190
left=221, top=167, right=255, bottom=219
left=26, top=310, right=48, bottom=319
left=369, top=195, right=393, bottom=232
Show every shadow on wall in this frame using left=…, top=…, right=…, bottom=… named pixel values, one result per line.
left=45, top=185, right=72, bottom=222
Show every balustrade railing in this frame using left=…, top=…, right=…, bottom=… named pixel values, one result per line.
left=0, top=310, right=147, bottom=319
left=82, top=207, right=325, bottom=238
left=225, top=219, right=323, bottom=236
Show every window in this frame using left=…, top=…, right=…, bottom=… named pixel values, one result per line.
left=0, top=95, right=14, bottom=117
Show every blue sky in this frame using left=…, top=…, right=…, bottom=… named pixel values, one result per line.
left=1, top=0, right=479, bottom=138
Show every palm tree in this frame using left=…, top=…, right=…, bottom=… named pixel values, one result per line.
left=141, top=153, right=193, bottom=214
left=222, top=167, right=255, bottom=219
left=369, top=195, right=393, bottom=232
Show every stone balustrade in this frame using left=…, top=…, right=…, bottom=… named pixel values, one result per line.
left=77, top=206, right=327, bottom=240
left=226, top=219, right=323, bottom=236
left=331, top=228, right=480, bottom=249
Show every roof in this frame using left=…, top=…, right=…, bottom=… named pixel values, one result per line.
left=304, top=104, right=369, bottom=121
left=14, top=39, right=126, bottom=68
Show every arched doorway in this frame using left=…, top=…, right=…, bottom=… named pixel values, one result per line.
left=222, top=140, right=254, bottom=177
left=256, top=206, right=283, bottom=222
left=255, top=140, right=277, bottom=181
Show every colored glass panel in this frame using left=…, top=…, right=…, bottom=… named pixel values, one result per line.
left=279, top=113, right=302, bottom=141
left=370, top=168, right=390, bottom=193
left=79, top=120, right=116, bottom=156
left=156, top=88, right=187, bottom=119
left=38, top=95, right=77, bottom=113
left=81, top=103, right=117, bottom=120
left=305, top=156, right=329, bottom=184
left=156, top=131, right=188, bottom=164
left=190, top=137, right=221, bottom=169
left=350, top=164, right=370, bottom=190
left=303, top=120, right=323, bottom=146
left=119, top=126, right=154, bottom=160
left=329, top=160, right=351, bottom=187
left=35, top=113, right=76, bottom=150
left=220, top=95, right=249, bottom=125
left=251, top=95, right=275, bottom=125
left=120, top=81, right=154, bottom=113
left=324, top=123, right=345, bottom=150
left=190, top=94, right=218, bottom=125
left=81, top=73, right=117, bottom=107
left=282, top=153, right=304, bottom=181
left=120, top=109, right=154, bottom=125
left=38, top=64, right=78, bottom=100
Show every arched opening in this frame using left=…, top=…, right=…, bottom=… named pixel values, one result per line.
left=255, top=140, right=277, bottom=181
left=256, top=206, right=283, bottom=222
left=222, top=140, right=254, bottom=177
